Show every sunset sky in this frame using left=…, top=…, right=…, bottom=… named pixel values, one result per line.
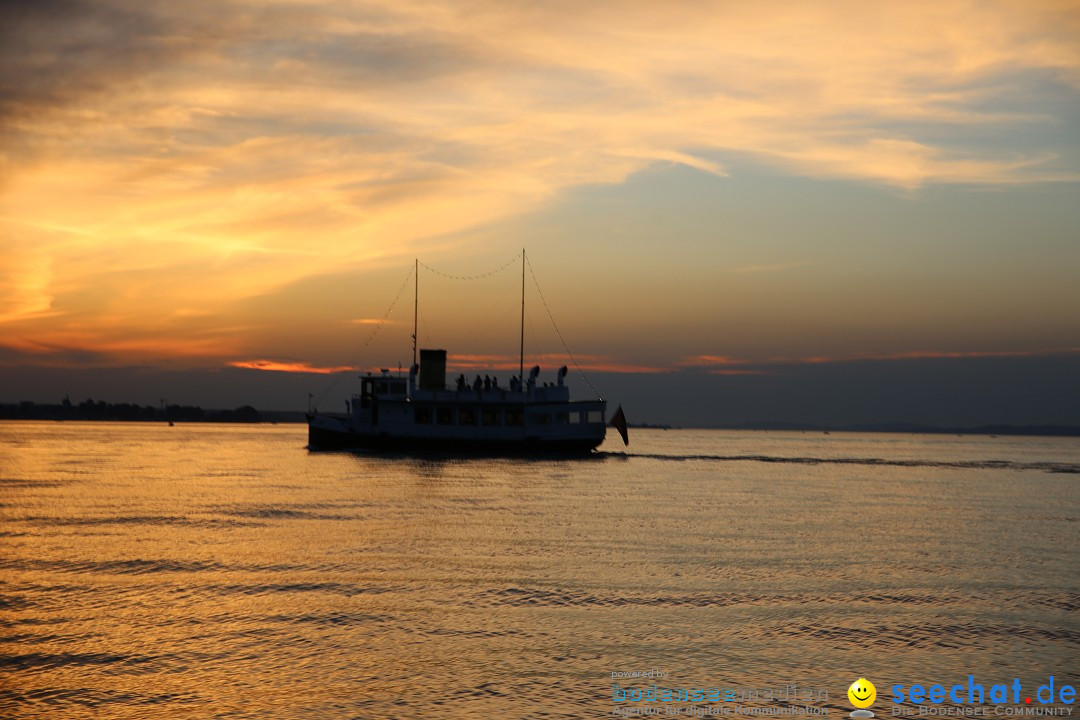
left=2, top=0, right=1079, bottom=425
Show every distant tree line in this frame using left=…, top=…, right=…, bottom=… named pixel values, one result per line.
left=0, top=397, right=262, bottom=423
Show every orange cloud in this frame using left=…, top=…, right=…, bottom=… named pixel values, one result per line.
left=678, top=346, right=1080, bottom=372
left=447, top=353, right=670, bottom=374
left=777, top=347, right=1080, bottom=365
left=347, top=318, right=396, bottom=325
left=229, top=360, right=358, bottom=374
left=678, top=355, right=744, bottom=367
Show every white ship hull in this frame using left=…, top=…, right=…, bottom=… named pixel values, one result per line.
left=307, top=361, right=607, bottom=455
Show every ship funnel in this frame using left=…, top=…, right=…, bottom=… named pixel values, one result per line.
left=419, top=349, right=447, bottom=390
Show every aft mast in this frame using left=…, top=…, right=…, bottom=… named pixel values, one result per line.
left=519, top=247, right=525, bottom=384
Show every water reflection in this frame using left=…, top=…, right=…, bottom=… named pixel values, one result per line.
left=1, top=422, right=1077, bottom=718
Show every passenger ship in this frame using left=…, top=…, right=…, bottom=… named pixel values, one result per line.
left=307, top=252, right=622, bottom=454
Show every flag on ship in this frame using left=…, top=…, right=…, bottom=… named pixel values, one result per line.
left=610, top=405, right=629, bottom=446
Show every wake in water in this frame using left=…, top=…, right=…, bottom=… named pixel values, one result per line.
left=601, top=452, right=1080, bottom=474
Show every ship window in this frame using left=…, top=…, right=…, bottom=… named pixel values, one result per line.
left=481, top=407, right=500, bottom=426
left=375, top=381, right=388, bottom=394
left=528, top=413, right=551, bottom=425
left=568, top=411, right=580, bottom=424
left=587, top=411, right=603, bottom=423
left=436, top=406, right=454, bottom=425
left=391, top=381, right=406, bottom=395
left=414, top=406, right=432, bottom=424
left=555, top=412, right=569, bottom=424
left=505, top=409, right=524, bottom=426
left=459, top=407, right=477, bottom=425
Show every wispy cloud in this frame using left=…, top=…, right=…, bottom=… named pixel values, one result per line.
left=679, top=346, right=1080, bottom=372
left=1, top=0, right=1078, bottom=366
left=0, top=334, right=239, bottom=367
left=732, top=261, right=812, bottom=274
left=787, top=347, right=1080, bottom=364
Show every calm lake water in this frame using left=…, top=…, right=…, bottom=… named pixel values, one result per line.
left=1, top=422, right=1077, bottom=719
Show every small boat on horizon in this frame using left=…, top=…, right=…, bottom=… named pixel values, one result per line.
left=307, top=251, right=625, bottom=455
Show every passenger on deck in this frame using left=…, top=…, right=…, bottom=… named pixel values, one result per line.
left=473, top=375, right=483, bottom=392
left=456, top=374, right=467, bottom=392
left=484, top=375, right=491, bottom=391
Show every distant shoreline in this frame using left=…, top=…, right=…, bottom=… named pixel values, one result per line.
left=0, top=400, right=306, bottom=425
left=2, top=402, right=1078, bottom=438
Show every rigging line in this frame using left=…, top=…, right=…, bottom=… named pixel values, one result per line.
left=525, top=255, right=604, bottom=400
left=313, top=263, right=415, bottom=409
left=416, top=253, right=520, bottom=281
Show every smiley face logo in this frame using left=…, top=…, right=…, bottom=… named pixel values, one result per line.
left=848, top=678, right=876, bottom=709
